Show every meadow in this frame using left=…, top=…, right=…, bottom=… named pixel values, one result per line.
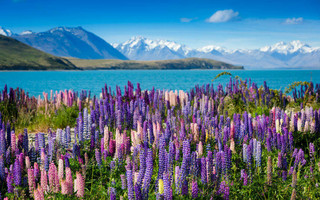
left=0, top=74, right=319, bottom=199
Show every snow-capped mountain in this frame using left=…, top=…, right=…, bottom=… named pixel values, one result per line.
left=112, top=36, right=191, bottom=60
left=260, top=40, right=318, bottom=54
left=12, top=27, right=127, bottom=60
left=20, top=30, right=34, bottom=35
left=0, top=27, right=14, bottom=37
left=115, top=38, right=320, bottom=69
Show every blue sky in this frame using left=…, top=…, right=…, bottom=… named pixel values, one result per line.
left=1, top=0, right=320, bottom=49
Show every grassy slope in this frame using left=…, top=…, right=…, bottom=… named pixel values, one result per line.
left=0, top=35, right=78, bottom=70
left=67, top=57, right=244, bottom=70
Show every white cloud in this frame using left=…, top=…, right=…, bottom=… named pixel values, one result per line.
left=284, top=17, right=303, bottom=24
left=206, top=9, right=239, bottom=23
left=180, top=17, right=196, bottom=23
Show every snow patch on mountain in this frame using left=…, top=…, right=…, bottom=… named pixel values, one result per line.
left=20, top=30, right=34, bottom=35
left=0, top=27, right=13, bottom=37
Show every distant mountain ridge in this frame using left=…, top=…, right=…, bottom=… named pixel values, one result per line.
left=114, top=37, right=320, bottom=69
left=0, top=35, right=78, bottom=70
left=2, top=26, right=128, bottom=60
left=67, top=57, right=243, bottom=70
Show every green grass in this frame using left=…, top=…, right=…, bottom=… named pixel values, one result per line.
left=0, top=35, right=78, bottom=70
left=13, top=104, right=79, bottom=133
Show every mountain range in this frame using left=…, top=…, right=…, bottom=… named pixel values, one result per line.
left=0, top=26, right=127, bottom=60
left=113, top=36, right=320, bottom=69
left=1, top=26, right=320, bottom=69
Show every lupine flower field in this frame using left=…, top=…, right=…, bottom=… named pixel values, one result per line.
left=0, top=76, right=319, bottom=199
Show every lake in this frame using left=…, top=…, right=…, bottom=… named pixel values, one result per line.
left=0, top=70, right=319, bottom=97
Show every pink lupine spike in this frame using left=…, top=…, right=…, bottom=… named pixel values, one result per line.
left=41, top=151, right=46, bottom=167
left=61, top=179, right=68, bottom=194
left=65, top=167, right=73, bottom=194
left=28, top=168, right=36, bottom=193
left=11, top=132, right=16, bottom=154
left=58, top=158, right=64, bottom=180
left=104, top=126, right=109, bottom=152
left=37, top=185, right=45, bottom=200
left=48, top=162, right=59, bottom=193
left=76, top=171, right=85, bottom=197
left=25, top=156, right=31, bottom=169
left=34, top=162, right=40, bottom=180
left=54, top=166, right=60, bottom=192
left=41, top=170, right=48, bottom=192
left=34, top=187, right=40, bottom=200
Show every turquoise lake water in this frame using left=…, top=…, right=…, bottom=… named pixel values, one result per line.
left=0, top=70, right=319, bottom=97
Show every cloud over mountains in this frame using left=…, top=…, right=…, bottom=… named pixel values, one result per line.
left=206, top=9, right=239, bottom=23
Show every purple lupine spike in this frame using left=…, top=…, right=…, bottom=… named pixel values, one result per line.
left=221, top=151, right=227, bottom=176
left=95, top=148, right=102, bottom=168
left=0, top=155, right=4, bottom=181
left=309, top=143, right=315, bottom=160
left=142, top=149, right=153, bottom=199
left=183, top=139, right=191, bottom=170
left=134, top=183, right=142, bottom=200
left=241, top=169, right=248, bottom=185
left=179, top=120, right=186, bottom=141
left=64, top=156, right=70, bottom=168
left=120, top=174, right=126, bottom=189
left=255, top=141, right=261, bottom=167
left=266, top=136, right=271, bottom=152
left=247, top=143, right=252, bottom=168
left=7, top=172, right=13, bottom=193
left=109, top=161, right=116, bottom=171
left=137, top=147, right=146, bottom=186
left=0, top=129, right=5, bottom=155
left=163, top=172, right=172, bottom=200
left=6, top=122, right=11, bottom=149
left=282, top=170, right=287, bottom=181
left=126, top=170, right=134, bottom=200
left=280, top=135, right=286, bottom=154
left=158, top=136, right=166, bottom=180
left=191, top=180, right=199, bottom=198
left=181, top=179, right=188, bottom=196
left=168, top=141, right=175, bottom=172
left=201, top=157, right=207, bottom=184
left=13, top=158, right=21, bottom=186
left=23, top=129, right=28, bottom=153
left=109, top=187, right=116, bottom=200
left=175, top=145, right=180, bottom=161
left=289, top=132, right=293, bottom=152
left=278, top=152, right=283, bottom=170
left=177, top=140, right=191, bottom=195
left=224, top=145, right=232, bottom=175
